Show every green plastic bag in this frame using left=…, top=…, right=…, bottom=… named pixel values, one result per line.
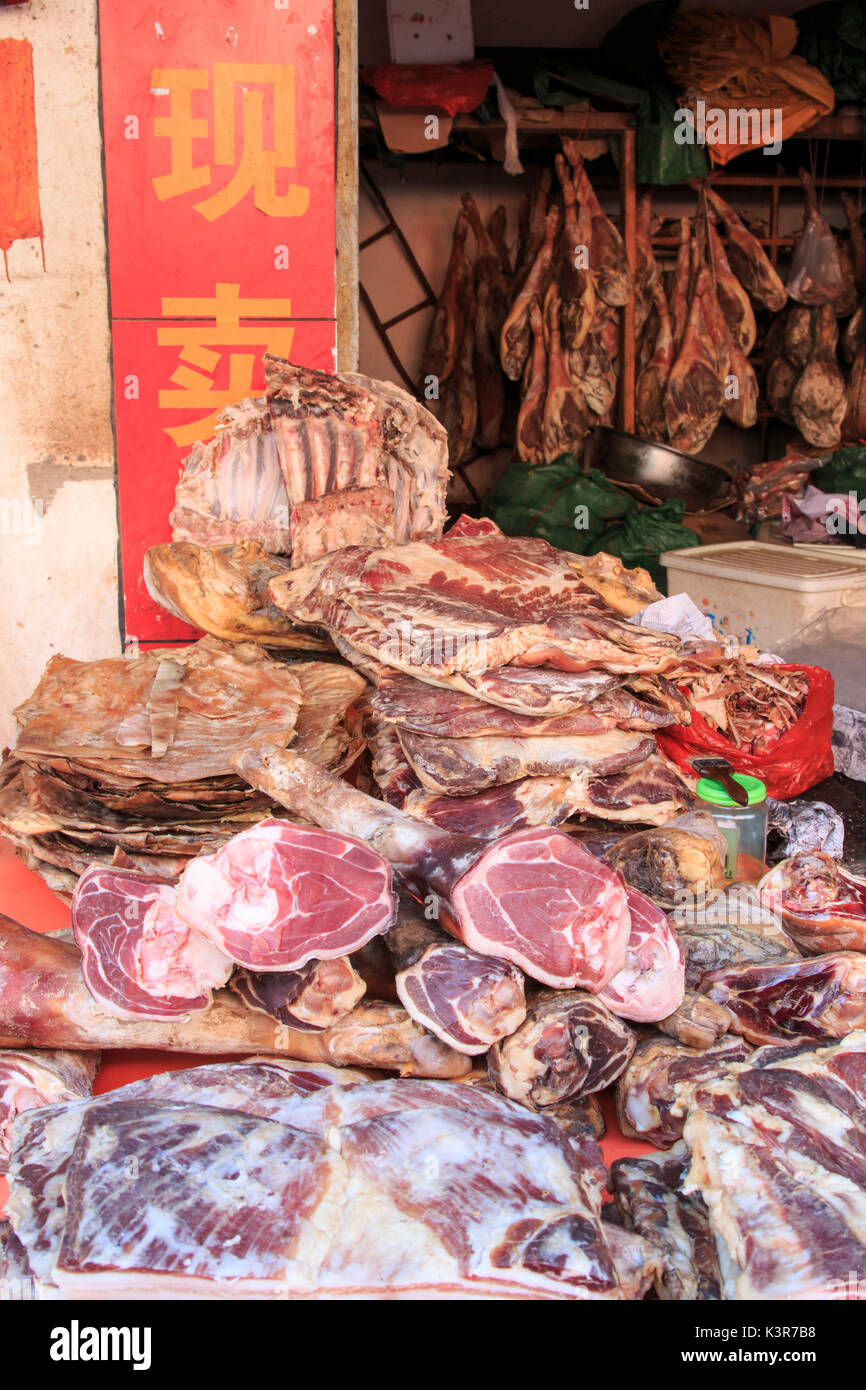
left=486, top=457, right=634, bottom=554
left=812, top=444, right=866, bottom=495
left=586, top=499, right=701, bottom=591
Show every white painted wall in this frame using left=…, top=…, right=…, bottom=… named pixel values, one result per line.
left=0, top=0, right=119, bottom=747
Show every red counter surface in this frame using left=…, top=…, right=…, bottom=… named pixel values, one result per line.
left=0, top=838, right=655, bottom=1215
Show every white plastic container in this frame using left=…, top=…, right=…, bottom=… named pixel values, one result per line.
left=659, top=542, right=866, bottom=651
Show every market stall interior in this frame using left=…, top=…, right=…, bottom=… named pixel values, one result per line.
left=2, top=0, right=866, bottom=1304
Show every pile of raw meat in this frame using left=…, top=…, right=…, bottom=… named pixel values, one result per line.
left=143, top=355, right=450, bottom=641
left=0, top=637, right=365, bottom=899
left=268, top=514, right=696, bottom=835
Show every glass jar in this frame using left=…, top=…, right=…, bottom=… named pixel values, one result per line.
left=695, top=774, right=768, bottom=882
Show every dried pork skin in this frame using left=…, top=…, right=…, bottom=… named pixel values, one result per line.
left=229, top=957, right=366, bottom=1031
left=176, top=818, right=397, bottom=971
left=682, top=1034, right=866, bottom=1299
left=488, top=989, right=635, bottom=1109
left=396, top=727, right=656, bottom=796
left=54, top=1101, right=344, bottom=1298
left=702, top=951, right=866, bottom=1045
left=269, top=525, right=681, bottom=680
left=388, top=896, right=526, bottom=1055
left=0, top=1049, right=98, bottom=1174
left=13, top=638, right=304, bottom=785
left=610, top=1144, right=723, bottom=1301
left=72, top=865, right=233, bottom=1021
left=616, top=1035, right=752, bottom=1148
left=598, top=888, right=685, bottom=1023
left=232, top=748, right=632, bottom=991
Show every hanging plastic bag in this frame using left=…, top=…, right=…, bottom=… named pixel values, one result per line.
left=786, top=170, right=849, bottom=305
left=657, top=664, right=835, bottom=799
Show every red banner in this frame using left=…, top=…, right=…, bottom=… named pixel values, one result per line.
left=98, top=1, right=337, bottom=641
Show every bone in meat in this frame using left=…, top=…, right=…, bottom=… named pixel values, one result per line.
left=604, top=820, right=726, bottom=909
left=598, top=887, right=685, bottom=1023
left=232, top=747, right=631, bottom=992
left=635, top=278, right=674, bottom=442
left=759, top=852, right=866, bottom=954
left=229, top=957, right=366, bottom=1030
left=515, top=298, right=547, bottom=465
left=609, top=1144, right=723, bottom=1301
left=386, top=893, right=526, bottom=1055
left=0, top=915, right=469, bottom=1076
left=72, top=865, right=233, bottom=1021
left=0, top=1049, right=98, bottom=1175
left=175, top=818, right=397, bottom=971
left=419, top=209, right=470, bottom=387
left=616, top=1034, right=752, bottom=1148
left=702, top=951, right=866, bottom=1046
left=705, top=186, right=787, bottom=312
left=488, top=988, right=635, bottom=1108
left=500, top=205, right=560, bottom=381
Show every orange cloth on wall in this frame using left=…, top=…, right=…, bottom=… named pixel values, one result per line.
left=659, top=11, right=835, bottom=165
left=0, top=37, right=44, bottom=272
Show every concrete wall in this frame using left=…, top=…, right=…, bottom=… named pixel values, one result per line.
left=0, top=0, right=119, bottom=747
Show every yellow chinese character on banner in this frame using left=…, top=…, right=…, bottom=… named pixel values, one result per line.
left=151, top=64, right=310, bottom=222
left=157, top=283, right=295, bottom=445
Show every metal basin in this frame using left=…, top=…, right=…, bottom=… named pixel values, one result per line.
left=584, top=428, right=731, bottom=512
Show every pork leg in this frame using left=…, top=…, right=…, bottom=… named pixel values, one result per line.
left=0, top=914, right=470, bottom=1076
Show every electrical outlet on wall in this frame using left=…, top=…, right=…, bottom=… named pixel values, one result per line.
left=387, top=1, right=475, bottom=64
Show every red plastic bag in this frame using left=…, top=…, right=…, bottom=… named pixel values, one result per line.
left=656, top=664, right=835, bottom=800
left=362, top=62, right=493, bottom=117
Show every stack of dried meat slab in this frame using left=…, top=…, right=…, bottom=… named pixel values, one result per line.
left=0, top=637, right=365, bottom=899
left=143, top=355, right=450, bottom=643
left=268, top=516, right=695, bottom=838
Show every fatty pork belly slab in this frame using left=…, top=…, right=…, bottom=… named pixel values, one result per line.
left=282, top=1079, right=658, bottom=1299
left=367, top=667, right=683, bottom=737
left=5, top=1059, right=370, bottom=1287
left=53, top=1100, right=344, bottom=1299
left=395, top=726, right=655, bottom=797
left=269, top=526, right=681, bottom=680
left=682, top=1033, right=866, bottom=1300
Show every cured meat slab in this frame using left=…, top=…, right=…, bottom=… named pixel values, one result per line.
left=9, top=1075, right=659, bottom=1299
left=229, top=958, right=366, bottom=1031
left=610, top=1144, right=723, bottom=1301
left=616, top=1035, right=752, bottom=1148
left=683, top=1034, right=866, bottom=1299
left=760, top=852, right=866, bottom=954
left=598, top=888, right=684, bottom=1023
left=269, top=523, right=681, bottom=681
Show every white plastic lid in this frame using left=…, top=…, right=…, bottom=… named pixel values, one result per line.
left=659, top=542, right=866, bottom=592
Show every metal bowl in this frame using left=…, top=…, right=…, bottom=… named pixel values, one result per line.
left=583, top=428, right=731, bottom=512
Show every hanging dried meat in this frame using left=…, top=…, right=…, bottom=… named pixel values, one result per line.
left=419, top=208, right=470, bottom=388
left=705, top=185, right=787, bottom=312
left=500, top=204, right=560, bottom=381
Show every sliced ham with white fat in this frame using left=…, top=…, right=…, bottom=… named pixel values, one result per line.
left=71, top=866, right=233, bottom=1021
left=175, top=818, right=397, bottom=971
left=599, top=888, right=685, bottom=1023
